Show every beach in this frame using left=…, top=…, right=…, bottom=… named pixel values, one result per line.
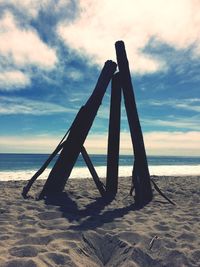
left=0, top=176, right=199, bottom=266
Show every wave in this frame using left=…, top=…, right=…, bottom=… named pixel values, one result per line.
left=0, top=165, right=200, bottom=181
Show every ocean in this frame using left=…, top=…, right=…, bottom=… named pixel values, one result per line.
left=0, top=153, right=199, bottom=181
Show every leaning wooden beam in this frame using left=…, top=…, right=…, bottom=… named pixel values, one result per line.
left=151, top=178, right=176, bottom=206
left=129, top=160, right=137, bottom=196
left=81, top=146, right=106, bottom=197
left=21, top=126, right=71, bottom=198
left=115, top=41, right=153, bottom=206
left=39, top=60, right=117, bottom=198
left=22, top=143, right=63, bottom=198
left=106, top=72, right=121, bottom=196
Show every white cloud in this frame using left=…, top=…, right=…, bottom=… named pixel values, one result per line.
left=57, top=0, right=200, bottom=74
left=0, top=96, right=76, bottom=115
left=0, top=0, right=50, bottom=18
left=142, top=117, right=200, bottom=131
left=0, top=135, right=59, bottom=153
left=54, top=0, right=71, bottom=13
left=0, top=12, right=57, bottom=69
left=85, top=131, right=200, bottom=156
left=0, top=70, right=30, bottom=90
left=67, top=68, right=83, bottom=81
left=0, top=0, right=71, bottom=18
left=1, top=131, right=199, bottom=155
left=148, top=98, right=200, bottom=113
left=68, top=91, right=88, bottom=103
left=144, top=131, right=200, bottom=156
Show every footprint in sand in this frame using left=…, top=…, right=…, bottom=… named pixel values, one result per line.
left=178, top=232, right=196, bottom=242
left=36, top=211, right=62, bottom=220
left=39, top=252, right=73, bottom=266
left=9, top=246, right=41, bottom=257
left=2, top=259, right=37, bottom=267
left=155, top=223, right=170, bottom=231
left=191, top=250, right=200, bottom=263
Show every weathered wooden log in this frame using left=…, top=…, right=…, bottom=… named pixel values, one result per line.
left=81, top=146, right=106, bottom=197
left=39, top=60, right=117, bottom=198
left=115, top=41, right=153, bottom=206
left=22, top=142, right=63, bottom=198
left=151, top=178, right=176, bottom=205
left=22, top=126, right=71, bottom=198
left=106, top=72, right=121, bottom=196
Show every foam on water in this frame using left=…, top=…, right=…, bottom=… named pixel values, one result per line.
left=0, top=165, right=199, bottom=181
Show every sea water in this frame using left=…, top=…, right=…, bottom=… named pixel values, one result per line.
left=0, top=153, right=199, bottom=181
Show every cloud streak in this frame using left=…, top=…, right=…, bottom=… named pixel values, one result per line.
left=1, top=131, right=199, bottom=156
left=86, top=131, right=200, bottom=156
left=0, top=0, right=50, bottom=18
left=0, top=12, right=57, bottom=68
left=57, top=0, right=200, bottom=74
left=144, top=131, right=200, bottom=156
left=0, top=96, right=76, bottom=115
left=148, top=98, right=200, bottom=113
left=0, top=70, right=30, bottom=90
left=142, top=116, right=200, bottom=131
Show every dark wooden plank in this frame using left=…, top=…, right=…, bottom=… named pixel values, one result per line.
left=151, top=178, right=176, bottom=205
left=115, top=41, right=153, bottom=206
left=39, top=60, right=117, bottom=198
left=22, top=126, right=71, bottom=198
left=106, top=72, right=121, bottom=196
left=81, top=146, right=106, bottom=197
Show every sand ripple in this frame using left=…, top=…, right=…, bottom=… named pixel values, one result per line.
left=0, top=176, right=200, bottom=266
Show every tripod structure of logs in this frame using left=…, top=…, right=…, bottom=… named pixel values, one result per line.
left=22, top=41, right=154, bottom=208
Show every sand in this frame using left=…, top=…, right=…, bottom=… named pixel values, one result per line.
left=0, top=176, right=199, bottom=267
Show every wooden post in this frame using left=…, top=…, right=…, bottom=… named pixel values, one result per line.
left=39, top=60, right=117, bottom=198
left=22, top=142, right=64, bottom=198
left=22, top=126, right=72, bottom=197
left=106, top=72, right=121, bottom=196
left=115, top=41, right=153, bottom=206
left=81, top=146, right=106, bottom=197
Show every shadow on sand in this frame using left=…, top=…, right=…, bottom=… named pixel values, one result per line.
left=44, top=192, right=138, bottom=231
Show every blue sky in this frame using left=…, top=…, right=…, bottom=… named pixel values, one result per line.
left=0, top=0, right=200, bottom=156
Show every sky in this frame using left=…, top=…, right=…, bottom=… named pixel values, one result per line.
left=0, top=0, right=200, bottom=156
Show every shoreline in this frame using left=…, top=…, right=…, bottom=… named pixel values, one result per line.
left=0, top=165, right=200, bottom=181
left=0, top=176, right=200, bottom=266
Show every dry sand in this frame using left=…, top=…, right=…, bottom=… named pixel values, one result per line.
left=0, top=176, right=199, bottom=267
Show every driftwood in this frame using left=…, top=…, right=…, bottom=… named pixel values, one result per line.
left=130, top=176, right=176, bottom=206
left=39, top=61, right=117, bottom=198
left=115, top=41, right=153, bottom=206
left=22, top=41, right=174, bottom=210
left=149, top=235, right=158, bottom=250
left=106, top=72, right=121, bottom=196
left=129, top=160, right=137, bottom=196
left=81, top=146, right=106, bottom=197
left=151, top=178, right=176, bottom=205
left=22, top=127, right=71, bottom=198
